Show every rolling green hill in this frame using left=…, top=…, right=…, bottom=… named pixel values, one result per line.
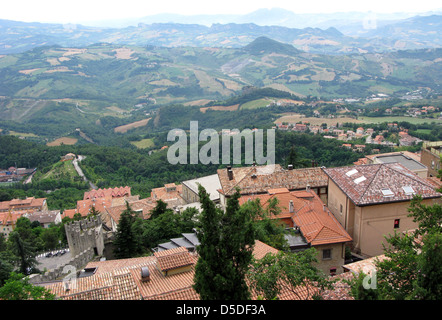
left=0, top=37, right=441, bottom=144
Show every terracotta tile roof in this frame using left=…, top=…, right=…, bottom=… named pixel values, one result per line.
left=83, top=186, right=131, bottom=200
left=61, top=196, right=113, bottom=219
left=249, top=240, right=279, bottom=259
left=44, top=241, right=322, bottom=300
left=154, top=246, right=195, bottom=272
left=240, top=189, right=352, bottom=246
left=292, top=195, right=352, bottom=245
left=0, top=211, right=24, bottom=226
left=218, top=165, right=328, bottom=196
left=61, top=209, right=77, bottom=220
left=44, top=268, right=142, bottom=300
left=427, top=176, right=442, bottom=189
left=320, top=272, right=354, bottom=300
left=105, top=197, right=156, bottom=224
left=239, top=189, right=310, bottom=221
left=0, top=197, right=46, bottom=212
left=151, top=183, right=186, bottom=207
left=323, top=163, right=442, bottom=206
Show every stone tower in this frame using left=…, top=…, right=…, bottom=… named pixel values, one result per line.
left=65, top=216, right=105, bottom=257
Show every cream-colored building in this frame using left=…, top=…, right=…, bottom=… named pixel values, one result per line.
left=323, top=163, right=441, bottom=258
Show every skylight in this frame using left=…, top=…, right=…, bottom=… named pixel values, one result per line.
left=353, top=176, right=366, bottom=184
left=402, top=186, right=415, bottom=195
left=381, top=188, right=394, bottom=197
left=346, top=169, right=358, bottom=177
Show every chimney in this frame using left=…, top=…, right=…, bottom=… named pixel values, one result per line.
left=227, top=166, right=233, bottom=180
left=289, top=200, right=294, bottom=213
left=288, top=164, right=293, bottom=170
left=141, top=266, right=150, bottom=283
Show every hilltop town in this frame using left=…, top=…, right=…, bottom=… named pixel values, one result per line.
left=1, top=140, right=441, bottom=301
left=0, top=6, right=442, bottom=305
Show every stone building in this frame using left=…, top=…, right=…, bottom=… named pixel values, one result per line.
left=64, top=216, right=106, bottom=258
left=421, top=141, right=442, bottom=177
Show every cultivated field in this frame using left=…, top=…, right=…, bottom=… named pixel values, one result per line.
left=274, top=113, right=365, bottom=126
left=114, top=118, right=151, bottom=133
left=358, top=116, right=441, bottom=125
left=130, top=138, right=154, bottom=149
left=275, top=113, right=442, bottom=126
left=46, top=137, right=78, bottom=146
left=200, top=104, right=239, bottom=113
left=240, top=99, right=272, bottom=110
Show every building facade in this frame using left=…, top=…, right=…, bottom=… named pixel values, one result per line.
left=323, top=163, right=441, bottom=258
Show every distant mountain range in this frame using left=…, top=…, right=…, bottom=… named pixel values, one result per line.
left=1, top=11, right=441, bottom=55
left=1, top=36, right=441, bottom=114
left=82, top=7, right=442, bottom=30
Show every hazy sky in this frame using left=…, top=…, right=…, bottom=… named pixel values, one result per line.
left=1, top=0, right=441, bottom=24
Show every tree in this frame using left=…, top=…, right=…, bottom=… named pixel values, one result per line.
left=142, top=203, right=198, bottom=250
left=0, top=257, right=13, bottom=287
left=247, top=248, right=333, bottom=300
left=7, top=232, right=38, bottom=275
left=193, top=186, right=255, bottom=300
left=149, top=199, right=170, bottom=220
left=240, top=197, right=288, bottom=250
left=40, top=227, right=60, bottom=251
left=346, top=271, right=380, bottom=300
left=113, top=202, right=142, bottom=259
left=286, top=146, right=309, bottom=168
left=0, top=272, right=55, bottom=300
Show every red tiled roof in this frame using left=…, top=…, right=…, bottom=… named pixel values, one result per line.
left=323, top=163, right=441, bottom=206
left=292, top=193, right=352, bottom=246
left=218, top=165, right=328, bottom=196
left=240, top=189, right=352, bottom=246
left=151, top=184, right=185, bottom=207
left=83, top=186, right=131, bottom=200
left=0, top=211, right=24, bottom=226
left=45, top=241, right=318, bottom=300
left=105, top=197, right=156, bottom=224
left=0, top=197, right=46, bottom=212
left=154, top=246, right=195, bottom=272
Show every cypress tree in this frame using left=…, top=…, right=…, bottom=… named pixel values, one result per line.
left=193, top=185, right=255, bottom=300
left=113, top=202, right=138, bottom=259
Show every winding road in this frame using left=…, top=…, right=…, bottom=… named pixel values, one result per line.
left=73, top=155, right=97, bottom=190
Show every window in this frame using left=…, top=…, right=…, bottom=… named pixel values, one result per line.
left=322, top=249, right=332, bottom=260
left=329, top=267, right=337, bottom=276
left=354, top=176, right=366, bottom=184
left=340, top=204, right=343, bottom=214
left=381, top=188, right=394, bottom=197
left=394, top=219, right=400, bottom=229
left=402, top=186, right=415, bottom=195
left=346, top=169, right=358, bottom=177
